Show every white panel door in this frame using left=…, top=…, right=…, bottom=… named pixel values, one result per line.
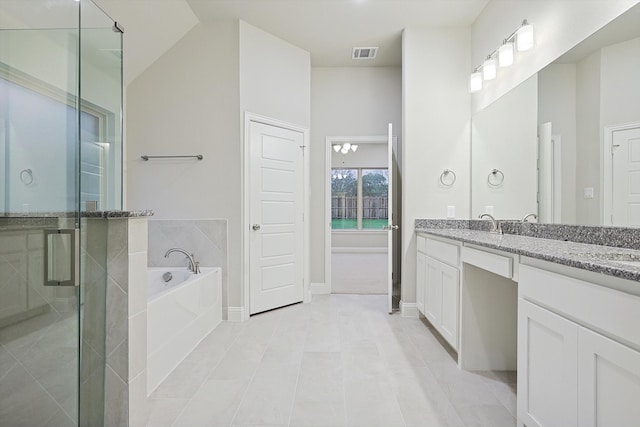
left=612, top=126, right=640, bottom=226
left=249, top=121, right=304, bottom=315
left=578, top=328, right=640, bottom=427
left=517, top=300, right=578, bottom=427
left=385, top=123, right=398, bottom=313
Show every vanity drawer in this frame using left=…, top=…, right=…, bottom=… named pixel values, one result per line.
left=425, top=237, right=459, bottom=267
left=417, top=235, right=427, bottom=253
left=519, top=265, right=640, bottom=348
left=461, top=246, right=513, bottom=279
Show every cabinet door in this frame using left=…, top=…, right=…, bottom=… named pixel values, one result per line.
left=578, top=328, right=640, bottom=427
left=424, top=257, right=441, bottom=327
left=416, top=252, right=426, bottom=315
left=517, top=300, right=578, bottom=427
left=439, top=262, right=459, bottom=351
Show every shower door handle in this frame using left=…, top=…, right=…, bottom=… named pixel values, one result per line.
left=44, top=228, right=79, bottom=286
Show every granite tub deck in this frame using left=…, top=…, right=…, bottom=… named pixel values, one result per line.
left=415, top=220, right=640, bottom=283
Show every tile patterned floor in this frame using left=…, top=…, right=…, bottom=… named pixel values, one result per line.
left=146, top=294, right=516, bottom=427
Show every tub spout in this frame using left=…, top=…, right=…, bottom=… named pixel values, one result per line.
left=164, top=248, right=199, bottom=274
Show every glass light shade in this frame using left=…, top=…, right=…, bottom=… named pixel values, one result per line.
left=482, top=57, right=497, bottom=80
left=517, top=23, right=534, bottom=51
left=498, top=42, right=514, bottom=67
left=469, top=71, right=482, bottom=92
left=333, top=144, right=341, bottom=152
left=340, top=146, right=349, bottom=154
left=351, top=145, right=358, bottom=152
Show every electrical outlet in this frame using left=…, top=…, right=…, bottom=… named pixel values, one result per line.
left=447, top=206, right=455, bottom=218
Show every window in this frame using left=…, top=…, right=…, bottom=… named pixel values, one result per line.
left=331, top=168, right=388, bottom=230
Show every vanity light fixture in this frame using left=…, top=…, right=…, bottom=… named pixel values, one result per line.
left=498, top=41, right=514, bottom=67
left=470, top=68, right=483, bottom=92
left=333, top=143, right=358, bottom=154
left=469, top=19, right=534, bottom=93
left=516, top=20, right=535, bottom=51
left=482, top=56, right=497, bottom=80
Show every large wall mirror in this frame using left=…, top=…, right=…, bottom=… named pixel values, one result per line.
left=471, top=3, right=640, bottom=226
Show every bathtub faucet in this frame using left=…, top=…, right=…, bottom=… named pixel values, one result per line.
left=164, top=248, right=200, bottom=274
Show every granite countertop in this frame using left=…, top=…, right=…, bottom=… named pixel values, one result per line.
left=416, top=226, right=640, bottom=283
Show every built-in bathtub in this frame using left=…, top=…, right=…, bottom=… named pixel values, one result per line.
left=146, top=267, right=222, bottom=394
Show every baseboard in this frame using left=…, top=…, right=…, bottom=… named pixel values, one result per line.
left=226, top=306, right=245, bottom=322
left=310, top=282, right=330, bottom=295
left=331, top=247, right=388, bottom=254
left=400, top=301, right=419, bottom=318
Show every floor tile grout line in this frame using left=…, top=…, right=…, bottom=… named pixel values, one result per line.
left=167, top=324, right=246, bottom=427
left=227, top=311, right=283, bottom=427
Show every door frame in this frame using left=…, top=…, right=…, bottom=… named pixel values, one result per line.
left=603, top=121, right=640, bottom=225
left=323, top=135, right=388, bottom=295
left=243, top=112, right=310, bottom=320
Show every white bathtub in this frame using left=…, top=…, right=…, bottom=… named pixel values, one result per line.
left=146, top=267, right=222, bottom=395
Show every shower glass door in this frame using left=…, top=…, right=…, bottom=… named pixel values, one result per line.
left=0, top=1, right=122, bottom=425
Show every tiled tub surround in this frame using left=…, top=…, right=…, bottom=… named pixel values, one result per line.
left=101, top=216, right=150, bottom=427
left=415, top=219, right=640, bottom=282
left=147, top=219, right=228, bottom=315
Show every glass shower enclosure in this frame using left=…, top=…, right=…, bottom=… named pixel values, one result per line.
left=0, top=0, right=122, bottom=425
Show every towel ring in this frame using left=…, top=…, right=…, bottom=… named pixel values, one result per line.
left=487, top=168, right=504, bottom=187
left=439, top=169, right=456, bottom=187
left=20, top=169, right=34, bottom=185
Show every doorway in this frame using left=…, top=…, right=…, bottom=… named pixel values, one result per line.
left=324, top=130, right=401, bottom=312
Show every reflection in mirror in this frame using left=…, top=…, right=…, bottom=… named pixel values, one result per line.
left=538, top=3, right=640, bottom=226
left=471, top=75, right=538, bottom=220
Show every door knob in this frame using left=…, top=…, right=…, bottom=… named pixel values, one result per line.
left=252, top=224, right=261, bottom=231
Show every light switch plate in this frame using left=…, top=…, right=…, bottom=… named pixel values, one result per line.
left=484, top=206, right=494, bottom=215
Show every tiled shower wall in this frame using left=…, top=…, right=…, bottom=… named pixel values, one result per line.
left=147, top=219, right=228, bottom=313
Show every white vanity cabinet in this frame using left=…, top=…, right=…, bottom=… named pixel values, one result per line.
left=518, top=263, right=640, bottom=427
left=416, top=234, right=460, bottom=350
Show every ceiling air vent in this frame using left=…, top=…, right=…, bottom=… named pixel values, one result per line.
left=352, top=47, right=378, bottom=60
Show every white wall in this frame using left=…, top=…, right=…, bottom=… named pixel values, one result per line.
left=575, top=50, right=602, bottom=225
left=471, top=0, right=639, bottom=114
left=471, top=75, right=538, bottom=219
left=239, top=21, right=311, bottom=129
left=126, top=20, right=310, bottom=315
left=402, top=27, right=470, bottom=307
left=310, top=67, right=401, bottom=286
left=538, top=64, right=577, bottom=224
left=126, top=22, right=240, bottom=313
left=601, top=37, right=640, bottom=126
left=331, top=143, right=387, bottom=169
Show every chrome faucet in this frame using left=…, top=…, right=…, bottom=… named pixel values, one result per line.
left=521, top=213, right=537, bottom=224
left=164, top=248, right=200, bottom=274
left=479, top=213, right=502, bottom=234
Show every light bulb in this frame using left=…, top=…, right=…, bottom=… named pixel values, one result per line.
left=498, top=42, right=514, bottom=67
left=343, top=143, right=351, bottom=151
left=341, top=146, right=349, bottom=154
left=516, top=21, right=534, bottom=51
left=482, top=57, right=497, bottom=80
left=470, top=71, right=482, bottom=93
left=351, top=144, right=358, bottom=152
